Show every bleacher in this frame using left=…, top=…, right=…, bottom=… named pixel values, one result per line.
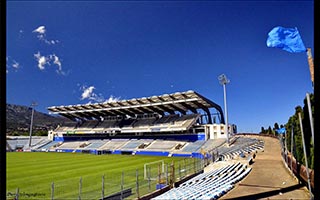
left=52, top=113, right=202, bottom=135
left=84, top=140, right=106, bottom=149
left=6, top=136, right=51, bottom=151
left=153, top=161, right=251, bottom=200
left=95, top=117, right=121, bottom=130
left=181, top=140, right=205, bottom=152
left=7, top=140, right=17, bottom=150
left=98, top=139, right=129, bottom=150
left=77, top=120, right=99, bottom=129
left=56, top=141, right=86, bottom=149
left=146, top=140, right=183, bottom=151
left=121, top=140, right=147, bottom=150
left=39, top=140, right=60, bottom=150
left=201, top=138, right=226, bottom=151
left=133, top=115, right=158, bottom=127
left=55, top=121, right=79, bottom=132
left=218, top=137, right=264, bottom=161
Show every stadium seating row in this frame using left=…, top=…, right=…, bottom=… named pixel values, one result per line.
left=152, top=162, right=251, bottom=200
left=218, top=138, right=264, bottom=161
left=54, top=114, right=201, bottom=134
left=31, top=138, right=226, bottom=157
left=6, top=137, right=52, bottom=151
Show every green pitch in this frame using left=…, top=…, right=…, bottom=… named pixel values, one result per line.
left=6, top=152, right=193, bottom=199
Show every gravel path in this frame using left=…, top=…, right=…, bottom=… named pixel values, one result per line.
left=221, top=136, right=310, bottom=200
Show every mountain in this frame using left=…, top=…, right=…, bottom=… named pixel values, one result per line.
left=6, top=104, right=69, bottom=134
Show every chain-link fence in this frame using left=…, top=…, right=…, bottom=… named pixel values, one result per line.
left=7, top=157, right=211, bottom=200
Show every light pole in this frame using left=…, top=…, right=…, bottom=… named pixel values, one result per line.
left=218, top=74, right=230, bottom=144
left=28, top=102, right=38, bottom=148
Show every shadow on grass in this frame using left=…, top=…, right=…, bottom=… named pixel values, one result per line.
left=224, top=183, right=306, bottom=200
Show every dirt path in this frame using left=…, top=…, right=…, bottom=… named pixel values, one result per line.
left=221, top=136, right=310, bottom=200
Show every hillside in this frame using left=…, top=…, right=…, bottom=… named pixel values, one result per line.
left=6, top=104, right=69, bottom=135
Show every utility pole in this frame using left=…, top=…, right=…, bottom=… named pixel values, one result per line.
left=28, top=102, right=38, bottom=148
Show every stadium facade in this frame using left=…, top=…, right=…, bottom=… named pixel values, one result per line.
left=47, top=90, right=237, bottom=142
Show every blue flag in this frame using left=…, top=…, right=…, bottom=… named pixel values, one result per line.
left=276, top=127, right=286, bottom=134
left=266, top=26, right=306, bottom=53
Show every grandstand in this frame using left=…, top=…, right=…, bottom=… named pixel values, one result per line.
left=47, top=90, right=233, bottom=141
left=15, top=90, right=236, bottom=157
left=6, top=91, right=242, bottom=157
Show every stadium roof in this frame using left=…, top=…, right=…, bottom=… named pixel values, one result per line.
left=48, top=90, right=225, bottom=123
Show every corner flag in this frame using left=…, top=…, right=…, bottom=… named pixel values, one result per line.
left=266, top=26, right=306, bottom=53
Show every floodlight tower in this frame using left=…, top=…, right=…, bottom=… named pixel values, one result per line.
left=218, top=74, right=230, bottom=144
left=28, top=102, right=38, bottom=147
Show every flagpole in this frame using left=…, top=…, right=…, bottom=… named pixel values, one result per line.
left=306, top=93, right=314, bottom=146
left=306, top=48, right=314, bottom=89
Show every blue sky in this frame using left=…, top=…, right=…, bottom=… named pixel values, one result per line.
left=6, top=1, right=314, bottom=133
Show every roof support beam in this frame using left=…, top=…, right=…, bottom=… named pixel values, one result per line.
left=47, top=91, right=225, bottom=123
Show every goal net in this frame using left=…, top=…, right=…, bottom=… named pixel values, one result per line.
left=144, top=160, right=165, bottom=180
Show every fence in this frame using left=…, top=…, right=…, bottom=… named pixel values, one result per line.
left=237, top=133, right=314, bottom=195
left=7, top=157, right=209, bottom=200
left=279, top=136, right=314, bottom=195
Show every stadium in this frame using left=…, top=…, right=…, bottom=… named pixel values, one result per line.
left=6, top=90, right=311, bottom=200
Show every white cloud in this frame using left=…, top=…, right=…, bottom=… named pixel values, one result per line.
left=52, top=55, right=61, bottom=68
left=105, top=95, right=121, bottom=103
left=32, top=25, right=59, bottom=45
left=34, top=51, right=47, bottom=70
left=79, top=85, right=109, bottom=103
left=49, top=54, right=63, bottom=74
left=81, top=86, right=95, bottom=100
left=33, top=26, right=46, bottom=34
left=34, top=52, right=66, bottom=75
left=12, top=60, right=20, bottom=69
left=6, top=56, right=21, bottom=73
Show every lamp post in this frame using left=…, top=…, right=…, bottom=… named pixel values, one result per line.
left=28, top=102, right=38, bottom=147
left=218, top=74, right=230, bottom=144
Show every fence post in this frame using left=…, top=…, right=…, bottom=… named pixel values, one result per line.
left=179, top=163, right=181, bottom=179
left=51, top=182, right=54, bottom=200
left=158, top=163, right=161, bottom=184
left=166, top=163, right=169, bottom=185
left=284, top=131, right=288, bottom=167
left=136, top=169, right=139, bottom=199
left=15, top=187, right=19, bottom=200
left=102, top=174, right=105, bottom=200
left=171, top=161, right=175, bottom=187
left=298, top=113, right=313, bottom=199
left=79, top=177, right=82, bottom=200
left=147, top=166, right=151, bottom=192
left=120, top=171, right=124, bottom=200
left=184, top=159, right=186, bottom=177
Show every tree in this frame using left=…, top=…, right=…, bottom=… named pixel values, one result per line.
left=285, top=93, right=314, bottom=169
left=274, top=123, right=279, bottom=132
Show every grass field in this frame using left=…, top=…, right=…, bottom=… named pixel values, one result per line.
left=7, top=152, right=199, bottom=199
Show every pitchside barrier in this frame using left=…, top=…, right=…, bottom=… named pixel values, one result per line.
left=7, top=158, right=205, bottom=200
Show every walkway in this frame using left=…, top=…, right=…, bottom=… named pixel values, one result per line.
left=221, top=135, right=310, bottom=200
